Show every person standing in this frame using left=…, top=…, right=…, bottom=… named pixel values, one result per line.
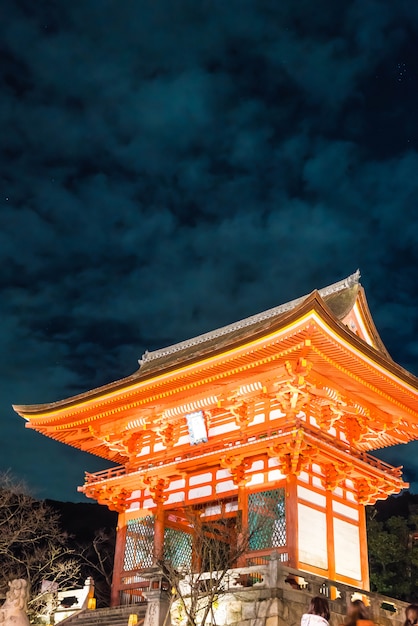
left=301, top=596, right=331, bottom=626
left=343, top=599, right=375, bottom=626
left=404, top=604, right=418, bottom=626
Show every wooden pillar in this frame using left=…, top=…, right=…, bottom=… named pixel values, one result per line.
left=153, top=498, right=165, bottom=564
left=358, top=504, right=370, bottom=590
left=286, top=474, right=298, bottom=568
left=237, top=483, right=248, bottom=566
left=111, top=512, right=127, bottom=607
left=326, top=490, right=336, bottom=583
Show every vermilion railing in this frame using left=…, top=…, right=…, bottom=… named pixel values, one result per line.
left=83, top=446, right=402, bottom=485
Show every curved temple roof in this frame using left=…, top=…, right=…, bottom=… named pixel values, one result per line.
left=12, top=270, right=418, bottom=475
left=134, top=268, right=390, bottom=375
left=13, top=271, right=418, bottom=425
left=14, top=269, right=403, bottom=415
left=138, top=270, right=363, bottom=370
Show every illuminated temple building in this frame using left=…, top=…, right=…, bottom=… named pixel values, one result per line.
left=14, top=272, right=418, bottom=606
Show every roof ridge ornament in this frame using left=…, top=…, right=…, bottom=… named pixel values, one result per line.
left=138, top=271, right=361, bottom=367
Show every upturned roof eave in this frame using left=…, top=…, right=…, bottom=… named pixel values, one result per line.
left=354, top=286, right=391, bottom=359
left=12, top=289, right=359, bottom=417
left=14, top=273, right=362, bottom=417
left=13, top=286, right=418, bottom=421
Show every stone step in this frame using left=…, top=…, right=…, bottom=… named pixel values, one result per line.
left=61, top=604, right=147, bottom=626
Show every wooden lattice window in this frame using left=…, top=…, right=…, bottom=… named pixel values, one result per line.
left=248, top=488, right=286, bottom=550
left=164, top=527, right=193, bottom=569
left=124, top=516, right=154, bottom=570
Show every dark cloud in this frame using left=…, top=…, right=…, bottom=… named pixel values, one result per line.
left=1, top=0, right=418, bottom=500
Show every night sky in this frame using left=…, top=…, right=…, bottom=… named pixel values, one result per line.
left=2, top=0, right=418, bottom=502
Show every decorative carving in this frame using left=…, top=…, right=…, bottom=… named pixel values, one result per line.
left=343, top=416, right=365, bottom=444
left=154, top=417, right=180, bottom=448
left=89, top=426, right=144, bottom=459
left=321, top=461, right=351, bottom=491
left=143, top=477, right=170, bottom=504
left=272, top=358, right=313, bottom=415
left=339, top=404, right=371, bottom=444
left=268, top=429, right=317, bottom=476
left=355, top=475, right=402, bottom=505
left=285, top=356, right=312, bottom=385
left=220, top=454, right=250, bottom=486
left=227, top=400, right=252, bottom=429
left=124, top=432, right=145, bottom=455
left=309, top=386, right=347, bottom=431
left=275, top=381, right=310, bottom=414
left=84, top=485, right=131, bottom=512
left=301, top=383, right=386, bottom=447
left=204, top=410, right=213, bottom=430
left=355, top=477, right=382, bottom=505
left=0, top=579, right=30, bottom=626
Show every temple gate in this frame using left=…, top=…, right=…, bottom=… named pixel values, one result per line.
left=14, top=272, right=418, bottom=607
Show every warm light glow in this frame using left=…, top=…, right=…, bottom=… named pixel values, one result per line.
left=237, top=381, right=264, bottom=395
left=163, top=395, right=219, bottom=418
left=126, top=417, right=147, bottom=430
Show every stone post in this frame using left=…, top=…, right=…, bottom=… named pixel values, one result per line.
left=142, top=589, right=172, bottom=626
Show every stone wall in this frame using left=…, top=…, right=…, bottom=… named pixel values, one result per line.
left=169, top=558, right=408, bottom=626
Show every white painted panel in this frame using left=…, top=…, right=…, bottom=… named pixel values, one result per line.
left=297, top=486, right=326, bottom=508
left=189, top=485, right=212, bottom=499
left=312, top=463, right=322, bottom=475
left=268, top=469, right=285, bottom=481
left=167, top=479, right=185, bottom=491
left=299, top=471, right=309, bottom=483
left=215, top=480, right=235, bottom=493
left=268, top=457, right=279, bottom=467
left=249, top=413, right=265, bottom=425
left=333, top=487, right=343, bottom=497
left=127, top=502, right=140, bottom=512
left=334, top=518, right=361, bottom=580
left=166, top=492, right=185, bottom=504
left=154, top=442, right=165, bottom=452
left=298, top=504, right=328, bottom=569
left=312, top=476, right=324, bottom=489
left=247, top=473, right=264, bottom=486
left=189, top=472, right=212, bottom=486
left=332, top=501, right=359, bottom=521
left=209, top=423, right=239, bottom=437
left=250, top=460, right=264, bottom=471
left=270, top=409, right=286, bottom=420
left=138, top=446, right=150, bottom=456
left=203, top=504, right=221, bottom=516
left=216, top=468, right=231, bottom=479
left=346, top=491, right=356, bottom=502
left=175, top=435, right=190, bottom=446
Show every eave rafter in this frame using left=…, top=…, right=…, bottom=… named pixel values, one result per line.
left=308, top=340, right=418, bottom=425
left=15, top=305, right=418, bottom=464
left=17, top=329, right=313, bottom=436
left=23, top=362, right=418, bottom=465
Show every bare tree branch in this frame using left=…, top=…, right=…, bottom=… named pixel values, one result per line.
left=159, top=496, right=276, bottom=626
left=0, top=471, right=82, bottom=623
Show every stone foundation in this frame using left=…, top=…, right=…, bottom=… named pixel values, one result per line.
left=168, top=560, right=407, bottom=626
